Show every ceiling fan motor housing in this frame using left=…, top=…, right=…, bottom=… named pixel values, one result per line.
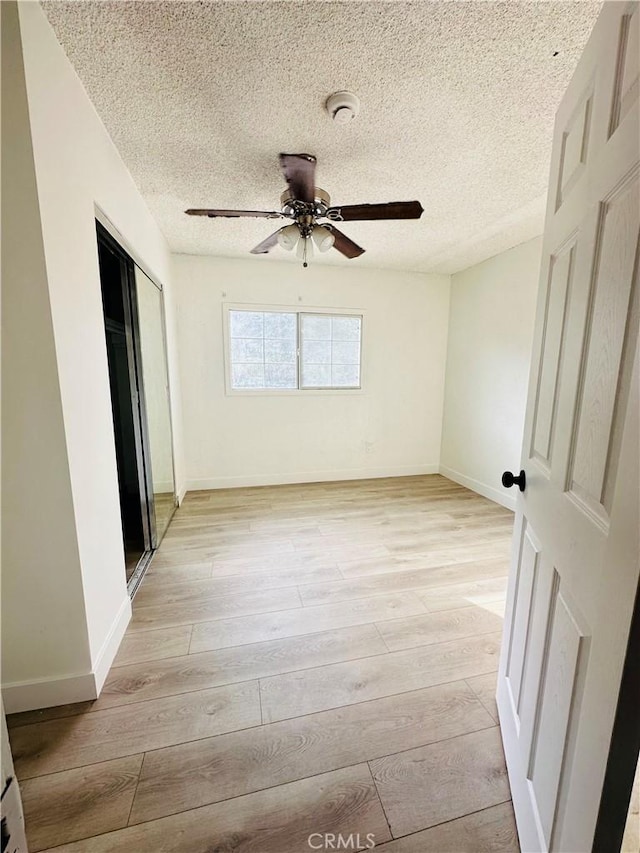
left=280, top=187, right=331, bottom=219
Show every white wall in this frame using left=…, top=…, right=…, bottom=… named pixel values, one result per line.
left=173, top=255, right=450, bottom=489
left=2, top=0, right=92, bottom=708
left=440, top=237, right=542, bottom=509
left=1, top=1, right=185, bottom=712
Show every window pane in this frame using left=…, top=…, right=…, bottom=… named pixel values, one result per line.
left=300, top=312, right=362, bottom=389
left=332, top=316, right=361, bottom=342
left=229, top=309, right=298, bottom=389
left=302, top=314, right=331, bottom=340
left=265, top=363, right=297, bottom=388
left=332, top=340, right=360, bottom=365
left=231, top=362, right=265, bottom=388
left=332, top=364, right=360, bottom=387
left=264, top=339, right=296, bottom=363
left=304, top=340, right=331, bottom=364
left=230, top=311, right=263, bottom=338
left=264, top=312, right=297, bottom=340
left=302, top=363, right=332, bottom=387
left=231, top=337, right=264, bottom=363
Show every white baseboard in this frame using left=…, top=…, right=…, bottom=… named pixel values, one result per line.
left=2, top=671, right=98, bottom=714
left=2, top=596, right=131, bottom=714
left=439, top=465, right=516, bottom=511
left=186, top=464, right=440, bottom=492
left=92, top=595, right=132, bottom=694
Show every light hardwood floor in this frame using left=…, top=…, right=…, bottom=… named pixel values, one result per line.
left=8, top=474, right=520, bottom=852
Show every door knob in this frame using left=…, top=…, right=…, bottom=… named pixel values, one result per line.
left=502, top=469, right=526, bottom=492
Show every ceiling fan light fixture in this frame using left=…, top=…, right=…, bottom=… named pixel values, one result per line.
left=296, top=232, right=313, bottom=268
left=312, top=225, right=335, bottom=252
left=277, top=223, right=300, bottom=251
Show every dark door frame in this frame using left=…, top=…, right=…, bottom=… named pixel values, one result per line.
left=97, top=221, right=158, bottom=593
left=592, top=579, right=640, bottom=852
left=123, top=248, right=158, bottom=550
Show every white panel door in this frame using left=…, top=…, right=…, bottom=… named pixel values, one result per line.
left=497, top=4, right=640, bottom=852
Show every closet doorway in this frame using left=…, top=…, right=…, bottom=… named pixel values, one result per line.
left=96, top=221, right=177, bottom=594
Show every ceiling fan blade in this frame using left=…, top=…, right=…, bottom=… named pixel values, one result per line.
left=329, top=226, right=365, bottom=259
left=185, top=208, right=285, bottom=219
left=326, top=201, right=424, bottom=221
left=249, top=228, right=284, bottom=255
left=279, top=153, right=317, bottom=203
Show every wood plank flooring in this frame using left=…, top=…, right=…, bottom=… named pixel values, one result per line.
left=8, top=474, right=520, bottom=852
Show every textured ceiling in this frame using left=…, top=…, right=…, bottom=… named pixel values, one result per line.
left=43, top=0, right=601, bottom=273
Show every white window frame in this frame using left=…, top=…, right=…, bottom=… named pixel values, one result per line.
left=223, top=303, right=365, bottom=396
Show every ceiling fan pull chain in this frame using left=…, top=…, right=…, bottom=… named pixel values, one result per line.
left=296, top=232, right=312, bottom=268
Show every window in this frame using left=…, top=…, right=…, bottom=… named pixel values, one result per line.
left=229, top=310, right=298, bottom=389
left=300, top=313, right=362, bottom=389
left=227, top=308, right=362, bottom=391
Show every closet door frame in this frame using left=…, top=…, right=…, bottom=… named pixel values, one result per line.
left=133, top=263, right=179, bottom=540
left=124, top=249, right=158, bottom=553
left=97, top=219, right=174, bottom=595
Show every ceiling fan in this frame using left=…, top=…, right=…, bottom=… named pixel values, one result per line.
left=185, top=153, right=424, bottom=267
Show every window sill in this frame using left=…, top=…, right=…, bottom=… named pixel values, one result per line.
left=224, top=388, right=365, bottom=397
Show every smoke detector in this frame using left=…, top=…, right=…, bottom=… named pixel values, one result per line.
left=326, top=91, right=360, bottom=124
